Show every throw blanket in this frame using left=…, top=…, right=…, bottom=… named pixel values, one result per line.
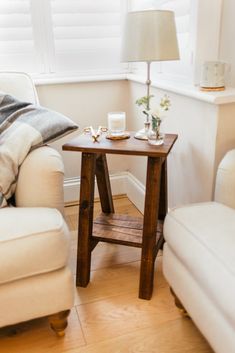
left=0, top=93, right=78, bottom=208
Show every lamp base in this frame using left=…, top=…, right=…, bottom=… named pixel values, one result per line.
left=134, top=121, right=151, bottom=140
left=134, top=129, right=149, bottom=140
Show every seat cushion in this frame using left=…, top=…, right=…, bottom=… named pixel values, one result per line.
left=164, top=201, right=235, bottom=327
left=0, top=207, right=70, bottom=284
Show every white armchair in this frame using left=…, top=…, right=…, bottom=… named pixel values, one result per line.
left=0, top=72, right=74, bottom=336
left=163, top=149, right=235, bottom=353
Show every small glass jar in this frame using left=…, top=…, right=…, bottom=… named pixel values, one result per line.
left=148, top=117, right=164, bottom=146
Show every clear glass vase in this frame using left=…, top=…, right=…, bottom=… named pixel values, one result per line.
left=148, top=117, right=164, bottom=146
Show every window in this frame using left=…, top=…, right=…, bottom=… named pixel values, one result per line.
left=0, top=0, right=222, bottom=84
left=0, top=0, right=128, bottom=78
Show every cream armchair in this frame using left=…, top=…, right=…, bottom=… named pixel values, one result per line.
left=163, top=149, right=235, bottom=353
left=0, top=72, right=74, bottom=336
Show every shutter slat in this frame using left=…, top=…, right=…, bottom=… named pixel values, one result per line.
left=0, top=14, right=31, bottom=27
left=55, top=38, right=120, bottom=52
left=54, top=26, right=120, bottom=40
left=53, top=13, right=121, bottom=27
left=51, top=0, right=120, bottom=13
left=0, top=0, right=30, bottom=14
left=55, top=48, right=122, bottom=74
left=0, top=28, right=33, bottom=41
left=0, top=41, right=33, bottom=53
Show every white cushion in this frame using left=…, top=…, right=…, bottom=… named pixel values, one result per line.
left=164, top=201, right=235, bottom=327
left=0, top=207, right=70, bottom=284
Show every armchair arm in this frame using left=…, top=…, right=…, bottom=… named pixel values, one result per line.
left=214, top=149, right=235, bottom=209
left=15, top=146, right=65, bottom=215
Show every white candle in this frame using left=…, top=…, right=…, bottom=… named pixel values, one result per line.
left=108, top=112, right=126, bottom=136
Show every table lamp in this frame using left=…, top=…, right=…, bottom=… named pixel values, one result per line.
left=121, top=10, right=180, bottom=140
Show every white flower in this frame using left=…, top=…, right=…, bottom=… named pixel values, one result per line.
left=151, top=107, right=165, bottom=120
left=151, top=95, right=171, bottom=121
left=135, top=94, right=171, bottom=122
left=160, top=95, right=171, bottom=111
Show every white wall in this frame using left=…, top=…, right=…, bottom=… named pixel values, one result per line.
left=36, top=80, right=131, bottom=203
left=36, top=78, right=235, bottom=209
left=36, top=80, right=130, bottom=174
left=219, top=0, right=235, bottom=87
left=127, top=81, right=225, bottom=208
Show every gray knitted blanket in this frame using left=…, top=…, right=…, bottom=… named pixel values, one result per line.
left=0, top=93, right=78, bottom=207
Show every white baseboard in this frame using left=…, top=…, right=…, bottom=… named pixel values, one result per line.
left=64, top=172, right=128, bottom=203
left=64, top=171, right=145, bottom=213
left=64, top=177, right=81, bottom=204
left=125, top=172, right=145, bottom=214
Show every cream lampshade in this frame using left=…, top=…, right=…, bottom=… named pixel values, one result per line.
left=121, top=10, right=180, bottom=139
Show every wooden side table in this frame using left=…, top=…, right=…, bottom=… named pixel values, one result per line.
left=63, top=132, right=177, bottom=300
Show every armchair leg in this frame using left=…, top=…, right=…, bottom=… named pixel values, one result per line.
left=170, top=288, right=190, bottom=318
left=48, top=310, right=70, bottom=337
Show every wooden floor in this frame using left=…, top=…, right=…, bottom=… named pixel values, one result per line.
left=0, top=196, right=214, bottom=353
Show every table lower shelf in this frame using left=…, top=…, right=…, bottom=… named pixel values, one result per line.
left=92, top=213, right=163, bottom=248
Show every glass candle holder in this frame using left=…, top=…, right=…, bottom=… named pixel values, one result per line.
left=108, top=112, right=126, bottom=136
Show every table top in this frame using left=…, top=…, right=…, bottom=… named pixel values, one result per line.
left=62, top=132, right=178, bottom=157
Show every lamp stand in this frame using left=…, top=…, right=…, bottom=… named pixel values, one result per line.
left=134, top=61, right=152, bottom=140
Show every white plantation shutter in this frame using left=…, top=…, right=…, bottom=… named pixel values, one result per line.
left=157, top=0, right=192, bottom=81
left=0, top=0, right=127, bottom=77
left=130, top=0, right=193, bottom=82
left=50, top=0, right=127, bottom=75
left=0, top=0, right=43, bottom=73
left=0, top=0, right=222, bottom=82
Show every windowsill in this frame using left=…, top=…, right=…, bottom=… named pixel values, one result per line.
left=127, top=74, right=235, bottom=105
left=33, top=72, right=235, bottom=105
left=34, top=73, right=127, bottom=86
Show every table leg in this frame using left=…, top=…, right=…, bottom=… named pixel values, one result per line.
left=139, top=157, right=162, bottom=300
left=76, top=152, right=96, bottom=287
left=159, top=158, right=168, bottom=250
left=95, top=154, right=114, bottom=213
left=158, top=158, right=168, bottom=220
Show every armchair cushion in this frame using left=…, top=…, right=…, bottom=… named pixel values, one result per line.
left=0, top=207, right=70, bottom=285
left=0, top=93, right=78, bottom=207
